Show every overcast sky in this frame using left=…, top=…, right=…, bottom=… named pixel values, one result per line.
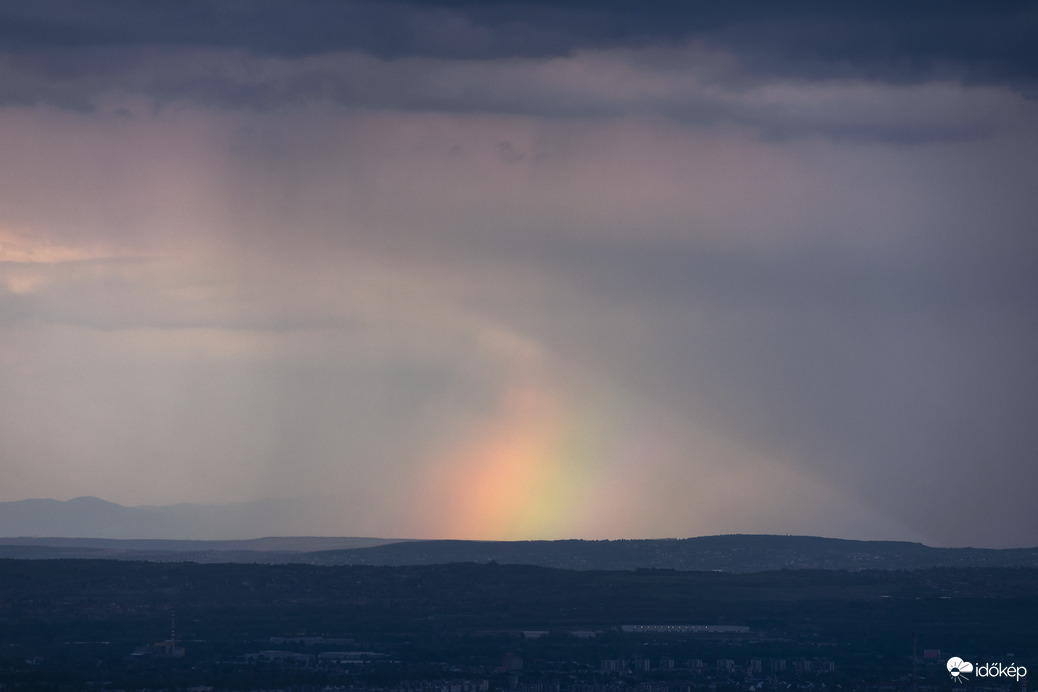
left=1, top=0, right=1037, bottom=547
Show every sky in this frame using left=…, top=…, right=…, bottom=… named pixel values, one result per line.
left=1, top=0, right=1037, bottom=547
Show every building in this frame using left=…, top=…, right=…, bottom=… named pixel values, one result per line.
left=131, top=610, right=185, bottom=658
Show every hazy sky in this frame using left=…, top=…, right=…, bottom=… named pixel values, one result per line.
left=2, top=1, right=1037, bottom=547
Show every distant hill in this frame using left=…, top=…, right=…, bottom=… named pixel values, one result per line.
left=300, top=535, right=1038, bottom=571
left=0, top=496, right=397, bottom=542
left=4, top=497, right=1037, bottom=571
left=2, top=533, right=1038, bottom=572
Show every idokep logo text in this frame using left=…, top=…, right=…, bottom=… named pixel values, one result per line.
left=947, top=657, right=1027, bottom=683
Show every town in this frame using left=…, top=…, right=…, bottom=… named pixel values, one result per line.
left=1, top=559, right=1033, bottom=691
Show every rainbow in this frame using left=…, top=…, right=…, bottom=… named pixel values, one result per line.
left=409, top=378, right=674, bottom=540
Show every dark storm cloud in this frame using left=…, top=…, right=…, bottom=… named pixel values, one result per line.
left=0, top=44, right=1011, bottom=147
left=2, top=1, right=1036, bottom=85
left=701, top=1, right=1038, bottom=90
left=1, top=0, right=1033, bottom=149
left=0, top=1, right=1032, bottom=150
left=0, top=0, right=580, bottom=59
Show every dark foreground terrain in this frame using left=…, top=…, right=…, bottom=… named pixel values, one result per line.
left=1, top=559, right=1035, bottom=691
